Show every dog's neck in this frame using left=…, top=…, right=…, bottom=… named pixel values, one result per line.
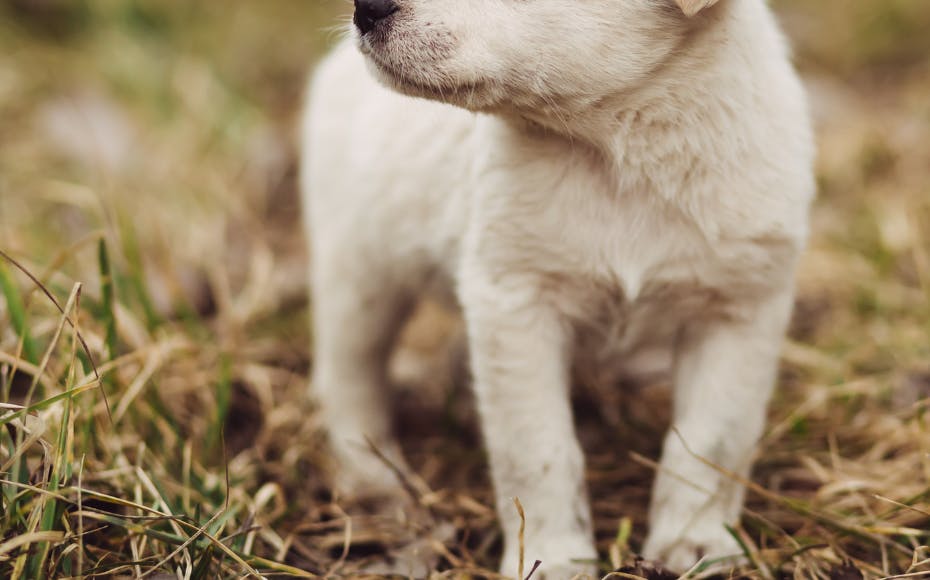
left=502, top=0, right=790, bottom=170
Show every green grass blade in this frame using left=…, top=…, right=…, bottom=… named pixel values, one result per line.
left=0, top=262, right=39, bottom=365
left=98, top=239, right=119, bottom=363
left=209, top=354, right=232, bottom=451
left=191, top=543, right=216, bottom=579
left=118, top=218, right=162, bottom=330
left=0, top=382, right=98, bottom=430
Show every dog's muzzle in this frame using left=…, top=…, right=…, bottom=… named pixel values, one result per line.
left=354, top=0, right=398, bottom=34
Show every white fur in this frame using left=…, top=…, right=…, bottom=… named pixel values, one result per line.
left=302, top=0, right=815, bottom=576
left=677, top=0, right=723, bottom=17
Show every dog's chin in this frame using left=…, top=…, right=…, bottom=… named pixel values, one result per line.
left=363, top=54, right=497, bottom=112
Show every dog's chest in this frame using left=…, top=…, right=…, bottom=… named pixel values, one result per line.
left=480, top=161, right=782, bottom=343
left=524, top=177, right=733, bottom=297
left=562, top=193, right=730, bottom=322
left=546, top=191, right=764, bottom=360
left=460, top=121, right=798, bottom=352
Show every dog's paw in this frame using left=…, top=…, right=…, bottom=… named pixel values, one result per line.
left=642, top=521, right=743, bottom=573
left=328, top=442, right=411, bottom=499
left=333, top=461, right=401, bottom=496
left=500, top=539, right=599, bottom=580
left=503, top=560, right=599, bottom=580
left=530, top=562, right=599, bottom=580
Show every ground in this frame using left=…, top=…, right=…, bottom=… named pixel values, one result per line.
left=0, top=1, right=928, bottom=578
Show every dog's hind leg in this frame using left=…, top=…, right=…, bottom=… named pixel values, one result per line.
left=309, top=255, right=415, bottom=496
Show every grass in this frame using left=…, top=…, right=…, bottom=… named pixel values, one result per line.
left=0, top=0, right=928, bottom=578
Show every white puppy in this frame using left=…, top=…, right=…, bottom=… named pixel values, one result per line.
left=302, top=0, right=815, bottom=576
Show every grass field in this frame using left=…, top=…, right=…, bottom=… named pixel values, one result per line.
left=0, top=1, right=928, bottom=578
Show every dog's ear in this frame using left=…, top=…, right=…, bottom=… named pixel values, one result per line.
left=674, top=0, right=721, bottom=17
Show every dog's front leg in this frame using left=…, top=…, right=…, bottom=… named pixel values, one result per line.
left=643, top=288, right=795, bottom=571
left=460, top=266, right=598, bottom=579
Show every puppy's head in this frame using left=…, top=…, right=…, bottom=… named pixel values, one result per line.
left=354, top=0, right=722, bottom=115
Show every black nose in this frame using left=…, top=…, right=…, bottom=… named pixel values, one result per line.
left=354, top=0, right=399, bottom=34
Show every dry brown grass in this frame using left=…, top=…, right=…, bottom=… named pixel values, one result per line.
left=0, top=1, right=928, bottom=578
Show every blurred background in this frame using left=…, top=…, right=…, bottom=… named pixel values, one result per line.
left=0, top=0, right=928, bottom=577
